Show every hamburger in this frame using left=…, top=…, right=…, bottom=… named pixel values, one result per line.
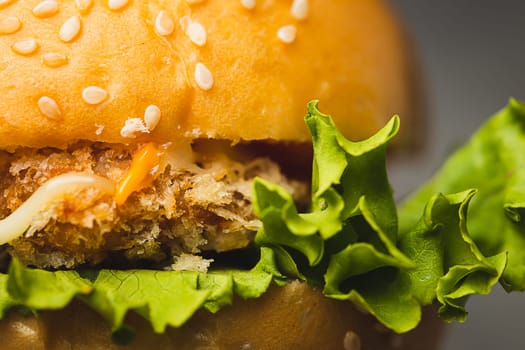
left=0, top=0, right=445, bottom=349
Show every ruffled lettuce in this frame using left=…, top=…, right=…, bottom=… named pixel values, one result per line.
left=399, top=99, right=525, bottom=291
left=0, top=100, right=523, bottom=337
left=254, top=101, right=506, bottom=332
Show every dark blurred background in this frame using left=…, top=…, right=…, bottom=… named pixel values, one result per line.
left=388, top=1, right=525, bottom=349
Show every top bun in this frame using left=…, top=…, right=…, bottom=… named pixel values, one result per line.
left=0, top=0, right=419, bottom=149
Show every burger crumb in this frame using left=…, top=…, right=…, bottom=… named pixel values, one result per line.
left=95, top=124, right=105, bottom=135
left=171, top=253, right=213, bottom=273
left=120, top=117, right=149, bottom=138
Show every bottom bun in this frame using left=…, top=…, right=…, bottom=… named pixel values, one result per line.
left=0, top=280, right=444, bottom=350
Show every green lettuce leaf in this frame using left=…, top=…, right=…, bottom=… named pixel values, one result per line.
left=399, top=190, right=506, bottom=322
left=7, top=257, right=92, bottom=309
left=255, top=103, right=419, bottom=329
left=399, top=99, right=525, bottom=291
left=0, top=274, right=19, bottom=319
left=254, top=101, right=506, bottom=332
left=80, top=269, right=209, bottom=334
left=0, top=247, right=283, bottom=341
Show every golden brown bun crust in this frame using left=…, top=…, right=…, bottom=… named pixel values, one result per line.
left=0, top=0, right=418, bottom=149
left=0, top=281, right=444, bottom=350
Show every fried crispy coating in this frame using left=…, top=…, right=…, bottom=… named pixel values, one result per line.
left=0, top=143, right=306, bottom=269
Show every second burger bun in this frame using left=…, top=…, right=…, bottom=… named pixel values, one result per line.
left=1, top=282, right=444, bottom=350
left=0, top=0, right=419, bottom=149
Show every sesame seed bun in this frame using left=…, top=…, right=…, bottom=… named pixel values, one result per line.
left=0, top=0, right=420, bottom=149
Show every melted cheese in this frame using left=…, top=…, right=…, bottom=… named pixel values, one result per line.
left=115, top=142, right=163, bottom=205
left=115, top=141, right=201, bottom=205
left=0, top=173, right=115, bottom=244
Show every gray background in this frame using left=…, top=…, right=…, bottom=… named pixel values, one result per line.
left=388, top=1, right=525, bottom=349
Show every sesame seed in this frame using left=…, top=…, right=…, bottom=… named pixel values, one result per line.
left=59, top=16, right=81, bottom=42
left=343, top=331, right=361, bottom=350
left=155, top=10, right=174, bottom=36
left=186, top=21, right=206, bottom=46
left=290, top=0, right=309, bottom=20
left=32, top=1, right=59, bottom=18
left=11, top=38, right=38, bottom=55
left=186, top=0, right=205, bottom=4
left=38, top=96, right=62, bottom=120
left=108, top=0, right=128, bottom=11
left=144, top=105, right=161, bottom=131
left=0, top=16, right=21, bottom=34
left=277, top=25, right=297, bottom=44
left=120, top=118, right=149, bottom=138
left=194, top=62, right=213, bottom=91
left=75, top=0, right=93, bottom=13
left=240, top=0, right=256, bottom=10
left=0, top=0, right=15, bottom=9
left=42, top=52, right=69, bottom=67
left=82, top=86, right=109, bottom=105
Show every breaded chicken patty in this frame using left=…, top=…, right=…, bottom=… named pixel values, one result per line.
left=0, top=143, right=307, bottom=269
